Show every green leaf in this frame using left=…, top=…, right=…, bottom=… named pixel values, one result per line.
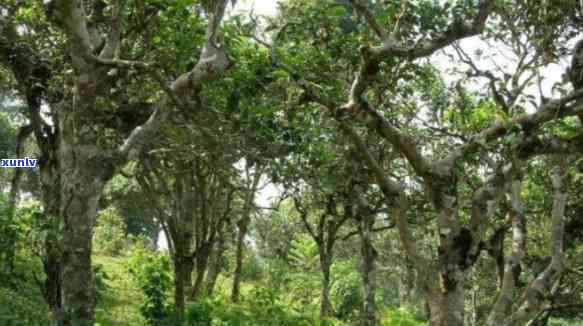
left=272, top=69, right=290, bottom=79
left=332, top=6, right=347, bottom=17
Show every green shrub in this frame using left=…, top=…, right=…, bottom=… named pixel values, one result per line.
left=94, top=254, right=147, bottom=325
left=0, top=247, right=51, bottom=325
left=0, top=199, right=42, bottom=273
left=185, top=298, right=214, bottom=325
left=94, top=207, right=127, bottom=256
left=244, top=286, right=311, bottom=326
left=183, top=287, right=311, bottom=326
left=126, top=245, right=173, bottom=325
left=240, top=253, right=263, bottom=282
left=331, top=261, right=362, bottom=322
left=381, top=307, right=426, bottom=326
left=0, top=199, right=51, bottom=325
left=0, top=287, right=51, bottom=325
left=265, top=258, right=293, bottom=290
left=93, top=263, right=110, bottom=303
left=210, top=304, right=248, bottom=326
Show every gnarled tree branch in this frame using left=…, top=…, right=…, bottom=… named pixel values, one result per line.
left=118, top=0, right=231, bottom=161
left=486, top=171, right=526, bottom=326
left=506, top=159, right=569, bottom=325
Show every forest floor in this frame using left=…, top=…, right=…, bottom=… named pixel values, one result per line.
left=94, top=255, right=146, bottom=325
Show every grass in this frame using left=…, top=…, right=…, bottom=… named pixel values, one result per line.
left=94, top=254, right=146, bottom=326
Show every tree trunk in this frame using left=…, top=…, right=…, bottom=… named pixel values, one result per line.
left=502, top=163, right=568, bottom=325
left=486, top=178, right=526, bottom=326
left=191, top=242, right=211, bottom=299
left=427, top=280, right=465, bottom=326
left=231, top=218, right=248, bottom=303
left=42, top=247, right=63, bottom=324
left=360, top=216, right=378, bottom=326
left=58, top=93, right=108, bottom=325
left=169, top=172, right=195, bottom=316
left=39, top=153, right=63, bottom=323
left=173, top=244, right=193, bottom=318
left=231, top=166, right=262, bottom=303
left=59, top=178, right=103, bottom=326
left=486, top=226, right=506, bottom=291
left=320, top=252, right=333, bottom=318
left=399, top=254, right=414, bottom=306
left=426, top=183, right=466, bottom=326
left=205, top=226, right=227, bottom=296
left=204, top=251, right=223, bottom=296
